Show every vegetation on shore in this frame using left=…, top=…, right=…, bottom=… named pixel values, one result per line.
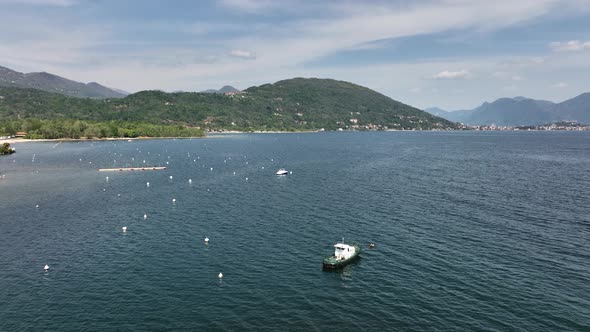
left=0, top=142, right=15, bottom=155
left=0, top=78, right=457, bottom=138
left=0, top=119, right=204, bottom=139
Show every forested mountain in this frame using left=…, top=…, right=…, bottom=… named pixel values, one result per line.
left=0, top=78, right=457, bottom=133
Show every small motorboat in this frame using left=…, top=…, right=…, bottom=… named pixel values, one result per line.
left=323, top=239, right=360, bottom=269
left=276, top=168, right=289, bottom=176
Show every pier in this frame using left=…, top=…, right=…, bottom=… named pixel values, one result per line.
left=98, top=166, right=167, bottom=172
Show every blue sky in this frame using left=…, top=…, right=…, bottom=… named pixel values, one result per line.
left=0, top=0, right=589, bottom=109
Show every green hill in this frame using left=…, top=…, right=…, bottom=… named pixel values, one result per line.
left=0, top=78, right=457, bottom=137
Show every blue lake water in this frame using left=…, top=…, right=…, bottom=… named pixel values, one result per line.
left=0, top=131, right=589, bottom=331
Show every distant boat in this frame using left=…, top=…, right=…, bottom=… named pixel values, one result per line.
left=323, top=240, right=360, bottom=269
left=276, top=168, right=289, bottom=176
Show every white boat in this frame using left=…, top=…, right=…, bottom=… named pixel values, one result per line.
left=323, top=240, right=360, bottom=269
left=276, top=168, right=289, bottom=176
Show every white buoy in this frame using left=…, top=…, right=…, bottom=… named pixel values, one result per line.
left=218, top=272, right=223, bottom=279
left=188, top=179, right=192, bottom=184
left=117, top=194, right=121, bottom=197
left=289, top=171, right=293, bottom=174
left=44, top=264, right=49, bottom=271
left=146, top=182, right=150, bottom=187
left=204, top=237, right=209, bottom=244
left=261, top=167, right=264, bottom=169
left=172, top=198, right=176, bottom=203
left=122, top=226, right=127, bottom=232
left=245, top=177, right=248, bottom=181
left=36, top=204, right=39, bottom=208
left=210, top=167, right=213, bottom=171
left=144, top=214, right=147, bottom=220
left=233, top=171, right=236, bottom=175
left=169, top=175, right=173, bottom=180
left=106, top=176, right=109, bottom=182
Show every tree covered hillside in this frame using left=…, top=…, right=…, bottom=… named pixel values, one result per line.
left=0, top=78, right=457, bottom=134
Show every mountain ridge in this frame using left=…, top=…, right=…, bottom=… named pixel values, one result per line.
left=0, top=77, right=457, bottom=131
left=201, top=85, right=240, bottom=94
left=425, top=94, right=590, bottom=125
left=0, top=65, right=127, bottom=99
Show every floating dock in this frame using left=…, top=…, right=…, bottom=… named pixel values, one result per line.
left=98, top=166, right=167, bottom=172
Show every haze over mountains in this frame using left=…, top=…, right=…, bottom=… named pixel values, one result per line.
left=0, top=66, right=128, bottom=99
left=425, top=93, right=590, bottom=126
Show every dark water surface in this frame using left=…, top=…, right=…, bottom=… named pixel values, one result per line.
left=1, top=132, right=589, bottom=331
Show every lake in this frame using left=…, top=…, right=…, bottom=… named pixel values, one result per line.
left=1, top=131, right=589, bottom=331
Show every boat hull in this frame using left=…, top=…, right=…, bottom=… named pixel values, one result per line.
left=322, top=244, right=360, bottom=269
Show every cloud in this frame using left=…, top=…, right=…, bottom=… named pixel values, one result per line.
left=432, top=70, right=471, bottom=80
left=1, top=0, right=589, bottom=109
left=552, top=82, right=568, bottom=88
left=511, top=75, right=524, bottom=81
left=549, top=40, right=590, bottom=52
left=217, top=0, right=284, bottom=13
left=228, top=49, right=256, bottom=59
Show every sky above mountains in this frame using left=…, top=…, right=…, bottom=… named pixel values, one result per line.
left=0, top=0, right=589, bottom=109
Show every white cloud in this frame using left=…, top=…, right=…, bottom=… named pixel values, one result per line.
left=552, top=82, right=568, bottom=88
left=217, top=0, right=284, bottom=13
left=432, top=70, right=471, bottom=80
left=549, top=40, right=590, bottom=52
left=511, top=75, right=524, bottom=81
left=228, top=49, right=256, bottom=59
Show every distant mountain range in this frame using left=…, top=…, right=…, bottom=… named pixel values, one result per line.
left=201, top=85, right=240, bottom=94
left=0, top=65, right=128, bottom=98
left=425, top=93, right=590, bottom=126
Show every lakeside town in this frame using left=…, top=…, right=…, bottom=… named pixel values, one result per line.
left=461, top=121, right=590, bottom=131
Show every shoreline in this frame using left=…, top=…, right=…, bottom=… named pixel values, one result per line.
left=3, top=129, right=585, bottom=144
left=0, top=136, right=204, bottom=144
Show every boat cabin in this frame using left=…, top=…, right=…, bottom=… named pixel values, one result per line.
left=334, top=243, right=356, bottom=260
